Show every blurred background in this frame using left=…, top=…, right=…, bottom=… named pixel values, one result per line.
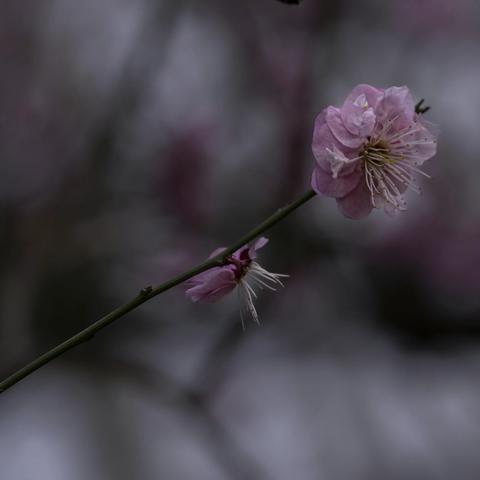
left=1, top=0, right=480, bottom=478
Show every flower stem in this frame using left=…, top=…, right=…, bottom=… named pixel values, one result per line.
left=0, top=189, right=316, bottom=394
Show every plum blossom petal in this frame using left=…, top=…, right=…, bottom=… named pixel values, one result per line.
left=231, top=237, right=268, bottom=265
left=375, top=86, right=415, bottom=130
left=248, top=237, right=269, bottom=259
left=385, top=117, right=438, bottom=165
left=208, top=246, right=227, bottom=259
left=325, top=145, right=359, bottom=178
left=185, top=267, right=237, bottom=303
left=336, top=179, right=374, bottom=219
left=311, top=165, right=362, bottom=198
left=312, top=111, right=342, bottom=171
left=341, top=84, right=383, bottom=136
left=312, top=113, right=359, bottom=175
left=326, top=106, right=365, bottom=149
left=342, top=84, right=384, bottom=113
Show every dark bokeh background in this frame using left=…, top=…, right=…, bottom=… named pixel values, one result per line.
left=2, top=0, right=480, bottom=478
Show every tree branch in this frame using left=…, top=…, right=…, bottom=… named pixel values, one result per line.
left=0, top=189, right=316, bottom=394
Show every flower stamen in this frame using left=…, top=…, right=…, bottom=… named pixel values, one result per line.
left=361, top=130, right=430, bottom=213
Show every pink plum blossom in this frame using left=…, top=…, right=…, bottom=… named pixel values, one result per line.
left=311, top=84, right=438, bottom=219
left=185, top=237, right=288, bottom=325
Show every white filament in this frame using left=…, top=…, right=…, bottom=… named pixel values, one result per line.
left=237, top=261, right=289, bottom=329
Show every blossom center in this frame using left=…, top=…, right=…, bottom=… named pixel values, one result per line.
left=227, top=256, right=252, bottom=282
left=361, top=138, right=412, bottom=212
left=362, top=140, right=395, bottom=167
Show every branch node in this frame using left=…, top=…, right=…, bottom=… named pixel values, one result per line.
left=140, top=286, right=153, bottom=296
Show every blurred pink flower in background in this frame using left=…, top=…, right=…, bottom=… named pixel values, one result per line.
left=157, top=123, right=214, bottom=229
left=375, top=218, right=480, bottom=300
left=392, top=0, right=475, bottom=36
left=185, top=237, right=288, bottom=325
left=311, top=84, right=438, bottom=219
